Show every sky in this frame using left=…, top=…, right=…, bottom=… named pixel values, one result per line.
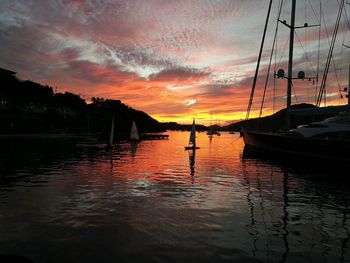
left=0, top=0, right=349, bottom=125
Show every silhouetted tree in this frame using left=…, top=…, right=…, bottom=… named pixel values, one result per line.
left=0, top=70, right=165, bottom=135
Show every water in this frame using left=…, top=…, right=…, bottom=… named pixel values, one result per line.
left=0, top=132, right=349, bottom=262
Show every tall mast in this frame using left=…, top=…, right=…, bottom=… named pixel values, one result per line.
left=190, top=119, right=196, bottom=147
left=348, top=64, right=350, bottom=107
left=286, top=0, right=296, bottom=129
left=341, top=44, right=350, bottom=108
left=245, top=0, right=273, bottom=120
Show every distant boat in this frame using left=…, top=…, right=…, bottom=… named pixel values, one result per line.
left=207, top=127, right=213, bottom=136
left=130, top=121, right=140, bottom=141
left=207, top=129, right=220, bottom=136
left=185, top=119, right=200, bottom=150
left=213, top=130, right=221, bottom=136
left=207, top=113, right=214, bottom=137
left=105, top=114, right=115, bottom=149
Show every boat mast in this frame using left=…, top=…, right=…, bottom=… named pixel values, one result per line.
left=286, top=0, right=296, bottom=130
left=316, top=0, right=345, bottom=107
left=342, top=44, right=350, bottom=109
left=348, top=2, right=350, bottom=108
left=348, top=64, right=350, bottom=107
left=245, top=0, right=273, bottom=120
left=190, top=119, right=196, bottom=147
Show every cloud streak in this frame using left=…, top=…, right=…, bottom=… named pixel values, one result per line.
left=0, top=0, right=347, bottom=124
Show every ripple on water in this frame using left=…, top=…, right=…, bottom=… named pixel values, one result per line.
left=0, top=132, right=349, bottom=262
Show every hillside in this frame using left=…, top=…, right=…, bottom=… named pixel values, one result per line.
left=160, top=122, right=207, bottom=131
left=223, top=103, right=347, bottom=132
left=0, top=68, right=165, bottom=136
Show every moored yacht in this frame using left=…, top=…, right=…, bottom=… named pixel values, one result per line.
left=288, top=113, right=350, bottom=139
left=242, top=0, right=350, bottom=162
left=243, top=112, right=350, bottom=161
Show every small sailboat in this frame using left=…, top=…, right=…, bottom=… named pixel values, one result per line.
left=185, top=119, right=200, bottom=150
left=207, top=127, right=213, bottom=137
left=130, top=121, right=140, bottom=141
left=105, top=114, right=115, bottom=149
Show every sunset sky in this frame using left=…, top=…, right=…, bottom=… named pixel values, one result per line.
left=0, top=0, right=349, bottom=125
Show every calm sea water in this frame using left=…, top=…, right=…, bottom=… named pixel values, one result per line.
left=0, top=132, right=349, bottom=263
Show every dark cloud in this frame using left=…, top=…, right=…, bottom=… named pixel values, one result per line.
left=0, top=0, right=345, bottom=123
left=0, top=23, right=60, bottom=80
left=52, top=59, right=141, bottom=88
left=149, top=67, right=209, bottom=82
left=107, top=46, right=176, bottom=69
left=194, top=84, right=234, bottom=98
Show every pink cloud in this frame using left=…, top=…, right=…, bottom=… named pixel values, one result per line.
left=0, top=0, right=347, bottom=124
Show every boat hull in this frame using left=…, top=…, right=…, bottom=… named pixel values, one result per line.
left=242, top=130, right=350, bottom=161
left=184, top=146, right=200, bottom=150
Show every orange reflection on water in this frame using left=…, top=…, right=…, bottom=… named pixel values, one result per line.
left=1, top=131, right=349, bottom=262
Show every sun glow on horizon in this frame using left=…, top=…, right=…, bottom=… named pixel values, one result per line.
left=0, top=0, right=347, bottom=126
left=152, top=111, right=248, bottom=126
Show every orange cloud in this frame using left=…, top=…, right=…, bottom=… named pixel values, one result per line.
left=0, top=0, right=347, bottom=125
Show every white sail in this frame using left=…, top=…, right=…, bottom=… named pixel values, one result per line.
left=189, top=119, right=196, bottom=147
left=130, top=121, right=139, bottom=140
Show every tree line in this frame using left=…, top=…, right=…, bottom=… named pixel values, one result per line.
left=0, top=70, right=164, bottom=136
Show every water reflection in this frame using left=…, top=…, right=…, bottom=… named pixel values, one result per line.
left=130, top=141, right=138, bottom=157
left=0, top=132, right=349, bottom=262
left=241, top=148, right=350, bottom=263
left=188, top=150, right=195, bottom=177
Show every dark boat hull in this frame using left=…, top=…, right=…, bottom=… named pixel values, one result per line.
left=242, top=130, right=350, bottom=161
left=184, top=146, right=200, bottom=150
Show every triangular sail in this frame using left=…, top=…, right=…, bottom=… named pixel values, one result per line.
left=130, top=121, right=139, bottom=140
left=189, top=119, right=196, bottom=147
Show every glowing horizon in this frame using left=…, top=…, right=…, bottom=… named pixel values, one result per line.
left=1, top=0, right=349, bottom=125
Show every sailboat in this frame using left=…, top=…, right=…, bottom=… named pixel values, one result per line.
left=106, top=114, right=115, bottom=148
left=242, top=0, right=350, bottom=162
left=130, top=121, right=140, bottom=141
left=207, top=113, right=214, bottom=137
left=185, top=119, right=200, bottom=150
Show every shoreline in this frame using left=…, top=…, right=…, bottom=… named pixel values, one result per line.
left=0, top=133, right=97, bottom=139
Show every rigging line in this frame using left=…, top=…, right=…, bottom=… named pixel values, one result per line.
left=245, top=0, right=273, bottom=120
left=274, top=0, right=282, bottom=114
left=292, top=82, right=299, bottom=104
left=343, top=0, right=350, bottom=30
left=319, top=0, right=344, bottom=103
left=340, top=28, right=346, bottom=90
left=276, top=39, right=289, bottom=70
left=321, top=7, right=333, bottom=48
left=316, top=0, right=342, bottom=105
left=259, top=0, right=284, bottom=118
left=273, top=72, right=276, bottom=113
left=317, top=0, right=345, bottom=106
left=327, top=11, right=346, bottom=104
left=274, top=39, right=288, bottom=112
left=307, top=0, right=321, bottom=24
left=305, top=0, right=309, bottom=103
left=315, top=1, right=322, bottom=104
left=330, top=62, right=343, bottom=104
left=294, top=32, right=318, bottom=75
left=339, top=0, right=350, bottom=39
